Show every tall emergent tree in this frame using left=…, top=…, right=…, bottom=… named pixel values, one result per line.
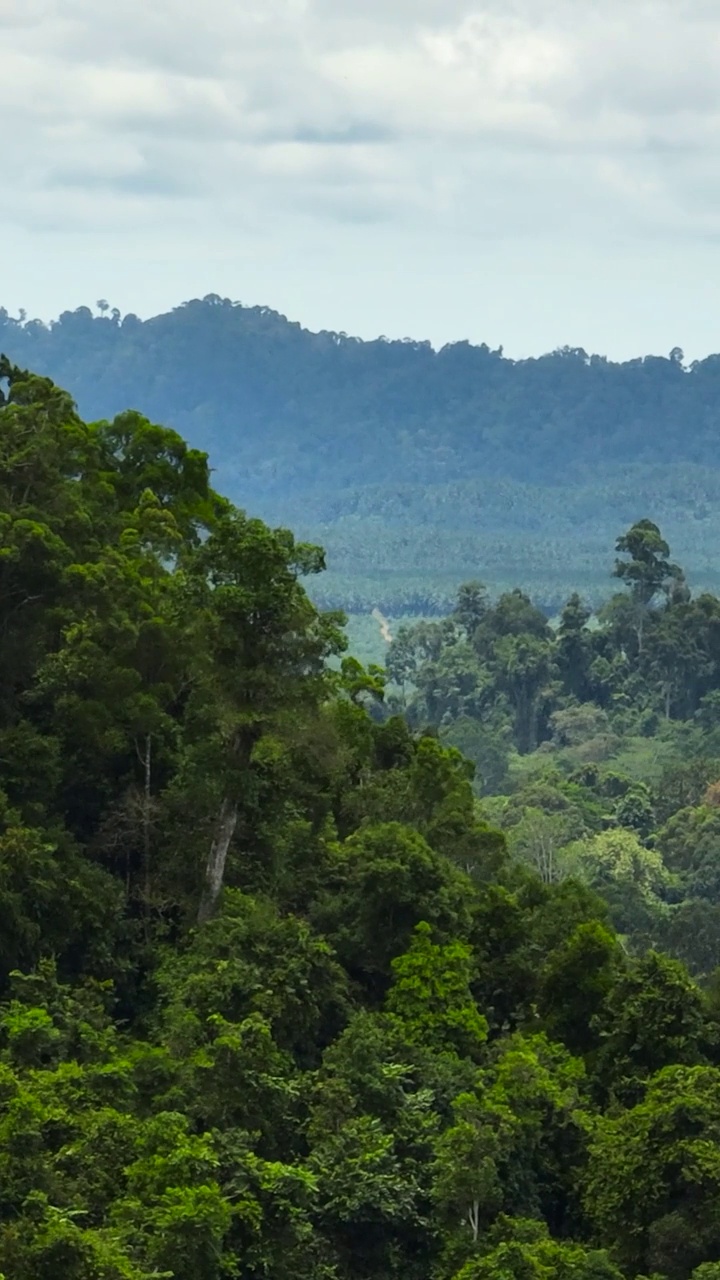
left=613, top=518, right=681, bottom=653
left=189, top=514, right=344, bottom=923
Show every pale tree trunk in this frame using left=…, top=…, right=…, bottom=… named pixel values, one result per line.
left=198, top=795, right=239, bottom=924
left=635, top=608, right=645, bottom=657
left=536, top=834, right=555, bottom=885
left=467, top=1199, right=480, bottom=1244
left=527, top=829, right=557, bottom=884
left=198, top=724, right=262, bottom=924
left=143, top=734, right=152, bottom=901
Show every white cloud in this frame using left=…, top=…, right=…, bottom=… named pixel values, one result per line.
left=3, top=2, right=719, bottom=209
left=3, top=0, right=720, bottom=355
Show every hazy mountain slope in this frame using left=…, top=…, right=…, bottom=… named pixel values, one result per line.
left=2, top=297, right=719, bottom=610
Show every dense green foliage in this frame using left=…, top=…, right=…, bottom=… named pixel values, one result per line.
left=3, top=361, right=720, bottom=1279
left=387, top=523, right=720, bottom=978
left=4, top=299, right=720, bottom=612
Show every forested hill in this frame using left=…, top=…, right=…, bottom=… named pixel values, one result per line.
left=5, top=359, right=720, bottom=1280
left=2, top=298, right=720, bottom=611
left=0, top=299, right=709, bottom=483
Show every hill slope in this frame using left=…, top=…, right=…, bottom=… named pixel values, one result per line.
left=2, top=298, right=720, bottom=611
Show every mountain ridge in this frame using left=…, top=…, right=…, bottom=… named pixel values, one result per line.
left=2, top=296, right=719, bottom=612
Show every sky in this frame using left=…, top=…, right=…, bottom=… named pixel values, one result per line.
left=3, top=0, right=720, bottom=359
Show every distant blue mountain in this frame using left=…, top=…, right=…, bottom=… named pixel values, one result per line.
left=2, top=297, right=718, bottom=612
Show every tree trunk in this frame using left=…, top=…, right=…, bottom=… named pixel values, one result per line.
left=198, top=724, right=261, bottom=924
left=143, top=733, right=152, bottom=902
left=537, top=834, right=555, bottom=885
left=198, top=795, right=239, bottom=924
left=636, top=611, right=645, bottom=656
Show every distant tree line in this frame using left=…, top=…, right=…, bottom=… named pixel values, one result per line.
left=4, top=298, right=720, bottom=609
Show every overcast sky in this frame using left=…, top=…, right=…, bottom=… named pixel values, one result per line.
left=3, top=0, right=720, bottom=358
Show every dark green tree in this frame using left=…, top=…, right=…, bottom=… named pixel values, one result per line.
left=613, top=519, right=680, bottom=653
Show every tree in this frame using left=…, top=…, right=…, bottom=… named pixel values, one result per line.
left=592, top=952, right=708, bottom=1104
left=111, top=1112, right=233, bottom=1280
left=539, top=921, right=622, bottom=1058
left=310, top=822, right=473, bottom=995
left=155, top=889, right=349, bottom=1068
left=412, top=640, right=492, bottom=726
left=563, top=827, right=671, bottom=939
left=386, top=619, right=454, bottom=696
left=308, top=1114, right=424, bottom=1278
left=659, top=899, right=720, bottom=980
left=434, top=1033, right=590, bottom=1263
left=452, top=1217, right=623, bottom=1280
left=432, top=1089, right=511, bottom=1250
left=653, top=758, right=720, bottom=824
left=492, top=634, right=555, bottom=754
left=613, top=519, right=681, bottom=653
left=656, top=805, right=720, bottom=902
left=0, top=1204, right=150, bottom=1280
left=453, top=581, right=489, bottom=639
left=506, top=807, right=575, bottom=884
left=306, top=1009, right=443, bottom=1280
left=613, top=783, right=655, bottom=839
left=643, top=608, right=708, bottom=719
left=188, top=513, right=345, bottom=922
left=483, top=1033, right=590, bottom=1235
left=586, top=1065, right=720, bottom=1279
left=557, top=594, right=593, bottom=702
left=549, top=704, right=611, bottom=751
left=386, top=922, right=488, bottom=1060
left=0, top=827, right=124, bottom=990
